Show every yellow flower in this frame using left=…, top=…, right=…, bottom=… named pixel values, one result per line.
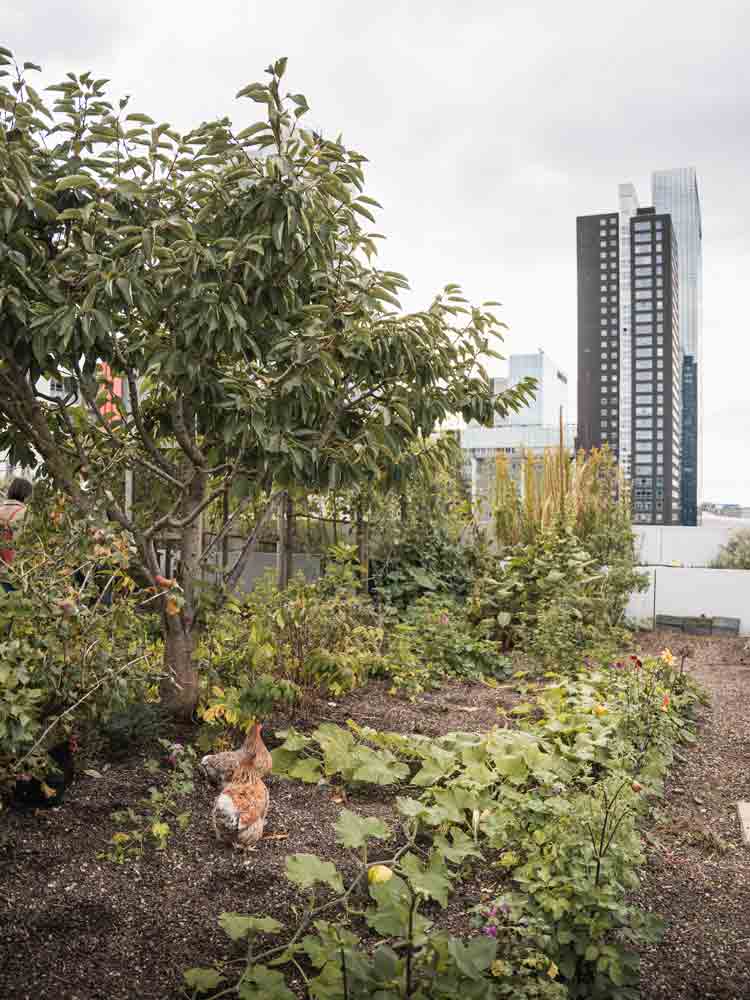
left=202, top=704, right=226, bottom=723
left=593, top=704, right=608, bottom=717
left=491, top=960, right=510, bottom=978
left=368, top=865, right=394, bottom=885
left=660, top=648, right=676, bottom=666
left=547, top=962, right=559, bottom=979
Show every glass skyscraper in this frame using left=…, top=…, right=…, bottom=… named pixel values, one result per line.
left=652, top=167, right=702, bottom=524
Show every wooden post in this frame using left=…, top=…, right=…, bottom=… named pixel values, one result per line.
left=356, top=502, right=369, bottom=593
left=221, top=488, right=230, bottom=576
left=276, top=492, right=293, bottom=589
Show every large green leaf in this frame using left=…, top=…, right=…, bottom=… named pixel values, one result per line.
left=334, top=809, right=390, bottom=849
left=285, top=854, right=344, bottom=893
left=55, top=174, right=96, bottom=191
left=238, top=965, right=295, bottom=1000
left=183, top=968, right=225, bottom=992
left=219, top=912, right=284, bottom=941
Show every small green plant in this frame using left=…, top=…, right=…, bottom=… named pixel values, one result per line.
left=98, top=702, right=166, bottom=759
left=99, top=740, right=196, bottom=864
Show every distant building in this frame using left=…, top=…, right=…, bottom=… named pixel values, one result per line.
left=460, top=350, right=575, bottom=508
left=576, top=171, right=700, bottom=526
left=653, top=168, right=702, bottom=525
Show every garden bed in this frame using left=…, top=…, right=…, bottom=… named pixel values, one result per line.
left=0, top=677, right=520, bottom=1000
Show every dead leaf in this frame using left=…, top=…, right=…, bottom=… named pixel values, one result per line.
left=83, top=769, right=103, bottom=779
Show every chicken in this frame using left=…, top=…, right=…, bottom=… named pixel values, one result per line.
left=211, top=750, right=270, bottom=850
left=201, top=722, right=272, bottom=787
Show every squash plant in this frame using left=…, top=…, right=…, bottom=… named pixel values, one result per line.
left=201, top=650, right=702, bottom=999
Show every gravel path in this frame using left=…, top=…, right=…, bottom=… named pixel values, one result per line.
left=634, top=632, right=750, bottom=1000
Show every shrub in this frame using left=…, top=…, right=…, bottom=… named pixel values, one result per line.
left=373, top=594, right=511, bottom=697
left=711, top=528, right=750, bottom=569
left=0, top=498, right=159, bottom=794
left=196, top=555, right=383, bottom=733
left=469, top=527, right=646, bottom=665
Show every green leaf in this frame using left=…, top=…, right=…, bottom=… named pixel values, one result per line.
left=238, top=965, right=295, bottom=1000
left=55, top=174, right=97, bottom=191
left=183, top=968, right=225, bottom=992
left=334, top=809, right=390, bottom=849
left=285, top=853, right=344, bottom=893
left=219, top=912, right=284, bottom=941
left=351, top=748, right=409, bottom=786
left=399, top=852, right=451, bottom=907
left=125, top=112, right=155, bottom=124
left=367, top=875, right=431, bottom=942
left=446, top=935, right=497, bottom=979
left=288, top=757, right=322, bottom=783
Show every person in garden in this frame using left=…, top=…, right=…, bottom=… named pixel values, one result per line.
left=0, top=477, right=33, bottom=592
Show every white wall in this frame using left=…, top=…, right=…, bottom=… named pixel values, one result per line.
left=633, top=514, right=745, bottom=567
left=627, top=565, right=750, bottom=634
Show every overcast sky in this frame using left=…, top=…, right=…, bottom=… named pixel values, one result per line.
left=8, top=1, right=750, bottom=502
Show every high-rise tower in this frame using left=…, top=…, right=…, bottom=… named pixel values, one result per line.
left=652, top=167, right=702, bottom=525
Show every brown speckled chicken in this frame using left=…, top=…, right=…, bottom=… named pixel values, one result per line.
left=211, top=744, right=270, bottom=850
left=201, top=722, right=272, bottom=787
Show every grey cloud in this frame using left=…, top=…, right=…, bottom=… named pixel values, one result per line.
left=7, top=0, right=750, bottom=500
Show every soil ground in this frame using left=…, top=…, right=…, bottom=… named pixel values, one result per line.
left=632, top=631, right=750, bottom=1000
left=0, top=678, right=518, bottom=1000
left=2, top=637, right=749, bottom=999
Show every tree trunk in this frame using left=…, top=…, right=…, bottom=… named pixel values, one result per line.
left=160, top=619, right=199, bottom=720
left=159, top=431, right=206, bottom=719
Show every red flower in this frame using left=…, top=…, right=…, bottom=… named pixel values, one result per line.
left=630, top=655, right=642, bottom=669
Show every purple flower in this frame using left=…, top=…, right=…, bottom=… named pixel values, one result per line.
left=487, top=906, right=498, bottom=918
left=484, top=925, right=498, bottom=937
left=499, top=901, right=511, bottom=915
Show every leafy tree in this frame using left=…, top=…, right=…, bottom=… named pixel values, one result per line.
left=711, top=528, right=750, bottom=569
left=0, top=48, right=532, bottom=716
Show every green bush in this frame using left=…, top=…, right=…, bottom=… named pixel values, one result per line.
left=0, top=498, right=159, bottom=793
left=374, top=594, right=510, bottom=697
left=469, top=527, right=646, bottom=665
left=197, top=554, right=383, bottom=732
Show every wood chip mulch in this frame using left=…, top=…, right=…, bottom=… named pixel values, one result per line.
left=633, top=631, right=750, bottom=1000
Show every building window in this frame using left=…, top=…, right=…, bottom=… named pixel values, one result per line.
left=636, top=348, right=653, bottom=358
left=634, top=278, right=653, bottom=289
left=636, top=359, right=653, bottom=370
left=634, top=221, right=652, bottom=232
left=635, top=302, right=653, bottom=312
left=635, top=290, right=653, bottom=300
left=635, top=372, right=653, bottom=382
